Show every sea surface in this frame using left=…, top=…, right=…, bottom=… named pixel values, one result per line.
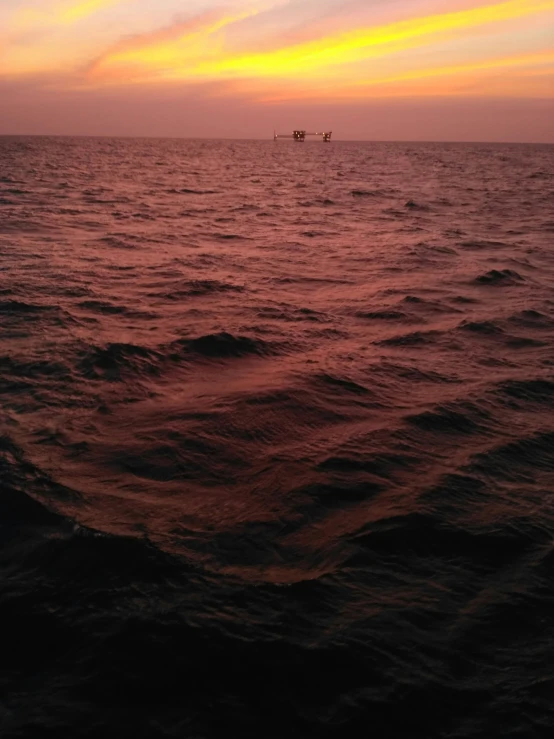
left=1, top=136, right=553, bottom=738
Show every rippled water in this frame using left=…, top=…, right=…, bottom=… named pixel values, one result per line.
left=1, top=137, right=553, bottom=737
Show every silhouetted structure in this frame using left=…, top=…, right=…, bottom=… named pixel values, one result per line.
left=274, top=130, right=332, bottom=142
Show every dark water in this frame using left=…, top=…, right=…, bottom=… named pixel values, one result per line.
left=1, top=136, right=554, bottom=738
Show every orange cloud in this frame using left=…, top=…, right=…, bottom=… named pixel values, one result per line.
left=87, top=3, right=282, bottom=83
left=251, top=50, right=554, bottom=102
left=190, top=0, right=554, bottom=78
left=87, top=8, right=236, bottom=80
left=10, top=0, right=125, bottom=30
left=1, top=0, right=136, bottom=79
left=2, top=0, right=553, bottom=107
left=86, top=0, right=554, bottom=89
left=59, top=0, right=124, bottom=23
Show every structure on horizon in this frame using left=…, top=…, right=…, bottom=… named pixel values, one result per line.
left=274, top=129, right=332, bottom=142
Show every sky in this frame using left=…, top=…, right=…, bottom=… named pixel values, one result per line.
left=0, top=0, right=553, bottom=141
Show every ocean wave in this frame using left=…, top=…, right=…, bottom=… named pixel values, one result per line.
left=77, top=299, right=158, bottom=319
left=151, top=279, right=244, bottom=299
left=209, top=231, right=248, bottom=240
left=371, top=362, right=460, bottom=384
left=474, top=269, right=525, bottom=285
left=404, top=199, right=430, bottom=210
left=170, top=332, right=275, bottom=359
left=496, top=378, right=554, bottom=404
left=2, top=137, right=554, bottom=739
left=376, top=329, right=442, bottom=347
left=467, top=430, right=554, bottom=480
left=298, top=198, right=335, bottom=207
left=271, top=275, right=354, bottom=285
left=97, top=235, right=138, bottom=249
left=77, top=299, right=130, bottom=315
left=0, top=480, right=67, bottom=528
left=406, top=402, right=489, bottom=434
left=0, top=355, right=70, bottom=379
left=507, top=309, right=554, bottom=329
left=255, top=305, right=328, bottom=322
left=0, top=435, right=82, bottom=511
left=0, top=299, right=57, bottom=314
left=168, top=187, right=218, bottom=195
left=356, top=309, right=411, bottom=321
left=311, top=372, right=375, bottom=398
left=349, top=510, right=538, bottom=562
left=77, top=342, right=163, bottom=380
left=238, top=381, right=354, bottom=428
left=460, top=239, right=507, bottom=250
left=351, top=189, right=384, bottom=197
left=0, top=187, right=30, bottom=195
left=302, top=230, right=328, bottom=238
left=458, top=319, right=504, bottom=335
left=318, top=450, right=417, bottom=479
left=398, top=295, right=461, bottom=313
left=505, top=336, right=547, bottom=349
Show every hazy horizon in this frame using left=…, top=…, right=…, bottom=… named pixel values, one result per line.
left=4, top=132, right=554, bottom=146
left=2, top=132, right=553, bottom=144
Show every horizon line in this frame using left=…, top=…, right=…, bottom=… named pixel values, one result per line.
left=0, top=134, right=553, bottom=145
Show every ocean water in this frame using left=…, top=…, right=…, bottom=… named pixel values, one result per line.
left=1, top=136, right=553, bottom=738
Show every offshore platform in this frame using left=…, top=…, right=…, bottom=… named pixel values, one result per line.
left=274, top=129, right=332, bottom=142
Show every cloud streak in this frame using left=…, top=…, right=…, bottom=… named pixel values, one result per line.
left=252, top=50, right=554, bottom=102
left=1, top=0, right=130, bottom=77
left=1, top=0, right=553, bottom=109
left=79, top=0, right=554, bottom=100
left=59, top=0, right=125, bottom=23
left=189, top=0, right=554, bottom=76
left=9, top=0, right=125, bottom=30
left=87, top=4, right=270, bottom=82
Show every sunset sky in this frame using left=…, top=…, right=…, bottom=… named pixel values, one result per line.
left=1, top=0, right=553, bottom=140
